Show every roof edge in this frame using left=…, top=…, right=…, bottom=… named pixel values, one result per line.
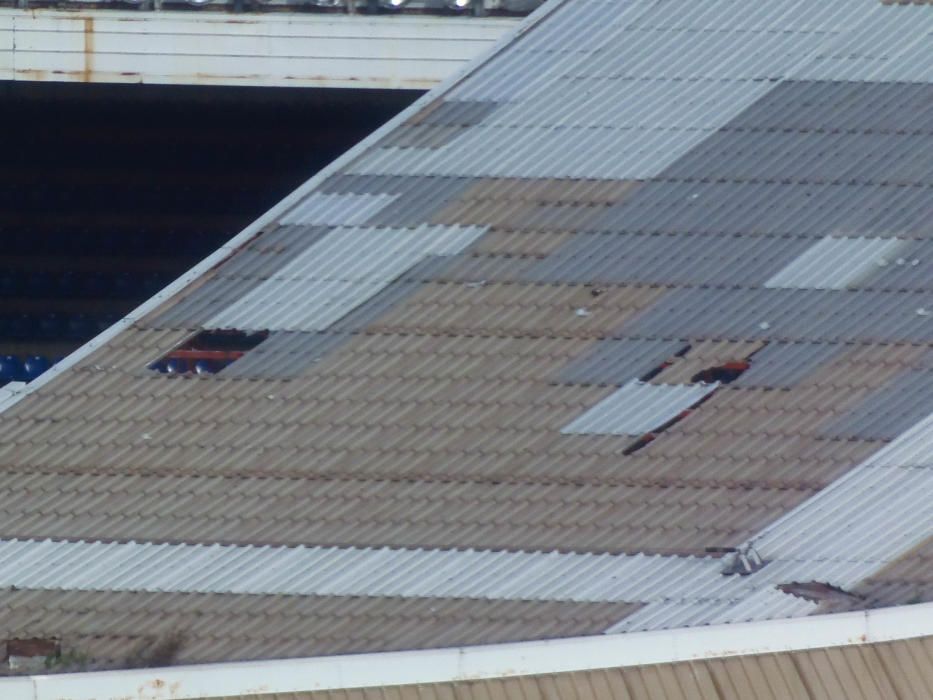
left=5, top=603, right=931, bottom=700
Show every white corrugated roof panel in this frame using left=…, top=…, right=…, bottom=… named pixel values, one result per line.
left=764, top=237, right=907, bottom=290
left=0, top=539, right=722, bottom=603
left=562, top=381, right=719, bottom=436
left=207, top=224, right=485, bottom=331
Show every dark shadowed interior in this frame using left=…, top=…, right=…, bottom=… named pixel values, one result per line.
left=0, top=80, right=418, bottom=382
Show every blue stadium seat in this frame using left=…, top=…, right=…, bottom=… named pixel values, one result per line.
left=0, top=356, right=24, bottom=383
left=23, top=355, right=50, bottom=381
left=194, top=359, right=215, bottom=375
left=165, top=358, right=187, bottom=375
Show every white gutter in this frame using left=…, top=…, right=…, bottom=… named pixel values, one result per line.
left=3, top=603, right=931, bottom=700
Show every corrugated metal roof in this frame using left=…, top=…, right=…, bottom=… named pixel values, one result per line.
left=0, top=539, right=719, bottom=603
left=822, top=369, right=933, bottom=440
left=561, top=381, right=719, bottom=436
left=854, top=535, right=933, bottom=609
left=278, top=193, right=399, bottom=227
left=620, top=288, right=933, bottom=343
left=2, top=0, right=933, bottom=670
left=206, top=224, right=485, bottom=331
left=0, top=589, right=638, bottom=668
left=558, top=338, right=689, bottom=386
left=735, top=343, right=842, bottom=390
left=764, top=237, right=907, bottom=290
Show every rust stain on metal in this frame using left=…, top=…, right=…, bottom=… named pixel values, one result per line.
left=16, top=68, right=49, bottom=81
left=135, top=677, right=178, bottom=699
left=82, top=16, right=94, bottom=83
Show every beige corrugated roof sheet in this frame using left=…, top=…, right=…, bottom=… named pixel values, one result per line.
left=852, top=535, right=933, bottom=609
left=0, top=590, right=640, bottom=672
left=211, top=635, right=933, bottom=700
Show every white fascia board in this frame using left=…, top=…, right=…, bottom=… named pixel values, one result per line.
left=0, top=0, right=567, bottom=418
left=2, top=8, right=518, bottom=89
left=2, top=604, right=930, bottom=700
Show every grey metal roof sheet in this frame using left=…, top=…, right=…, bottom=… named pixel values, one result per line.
left=526, top=233, right=813, bottom=287
left=558, top=338, right=689, bottom=387
left=278, top=193, right=398, bottom=227
left=822, top=370, right=933, bottom=441
left=726, top=80, right=933, bottom=132
left=735, top=342, right=845, bottom=389
left=586, top=180, right=933, bottom=239
left=620, top=288, right=933, bottom=343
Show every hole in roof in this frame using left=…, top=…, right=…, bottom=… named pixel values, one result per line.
left=148, top=329, right=269, bottom=376
left=622, top=383, right=719, bottom=455
left=639, top=344, right=692, bottom=382
left=691, top=360, right=751, bottom=385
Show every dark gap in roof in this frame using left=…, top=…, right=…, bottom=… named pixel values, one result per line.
left=149, top=329, right=269, bottom=376
left=692, top=343, right=768, bottom=385
left=623, top=385, right=718, bottom=456
left=640, top=343, right=692, bottom=382
left=691, top=360, right=751, bottom=385
left=0, top=80, right=420, bottom=378
left=626, top=342, right=765, bottom=454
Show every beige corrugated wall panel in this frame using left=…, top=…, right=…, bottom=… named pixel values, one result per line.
left=220, top=637, right=933, bottom=700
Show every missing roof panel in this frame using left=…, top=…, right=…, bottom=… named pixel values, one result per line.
left=149, top=329, right=269, bottom=376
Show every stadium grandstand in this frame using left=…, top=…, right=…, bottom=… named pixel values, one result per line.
left=1, top=0, right=932, bottom=698
left=0, top=82, right=418, bottom=386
